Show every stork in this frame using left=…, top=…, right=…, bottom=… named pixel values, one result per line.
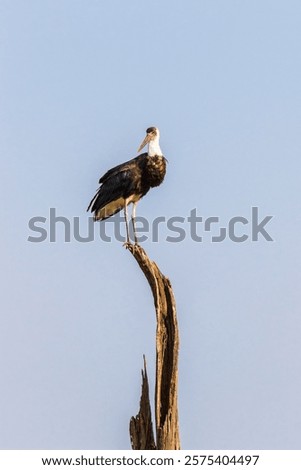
left=87, top=127, right=167, bottom=244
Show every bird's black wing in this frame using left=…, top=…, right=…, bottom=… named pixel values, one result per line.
left=98, top=153, right=147, bottom=184
left=87, top=153, right=147, bottom=220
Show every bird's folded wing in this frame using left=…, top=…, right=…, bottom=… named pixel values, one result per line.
left=98, top=153, right=146, bottom=184
left=87, top=169, right=133, bottom=214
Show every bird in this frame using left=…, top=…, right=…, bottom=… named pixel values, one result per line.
left=87, top=127, right=167, bottom=244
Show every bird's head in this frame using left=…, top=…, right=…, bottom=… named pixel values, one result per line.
left=137, top=127, right=162, bottom=156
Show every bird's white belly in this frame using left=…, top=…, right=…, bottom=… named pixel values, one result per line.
left=125, top=193, right=142, bottom=204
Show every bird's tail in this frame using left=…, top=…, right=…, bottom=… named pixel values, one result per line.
left=87, top=188, right=124, bottom=221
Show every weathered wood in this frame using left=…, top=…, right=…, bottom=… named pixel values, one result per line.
left=128, top=244, right=180, bottom=450
left=129, top=357, right=156, bottom=450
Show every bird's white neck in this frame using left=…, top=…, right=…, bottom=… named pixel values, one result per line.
left=148, top=137, right=163, bottom=157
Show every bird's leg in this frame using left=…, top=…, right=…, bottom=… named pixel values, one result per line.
left=131, top=202, right=138, bottom=245
left=123, top=203, right=131, bottom=245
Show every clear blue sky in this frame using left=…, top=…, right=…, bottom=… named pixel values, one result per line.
left=1, top=0, right=301, bottom=450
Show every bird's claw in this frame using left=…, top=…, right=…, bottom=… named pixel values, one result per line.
left=123, top=240, right=140, bottom=250
left=123, top=241, right=132, bottom=249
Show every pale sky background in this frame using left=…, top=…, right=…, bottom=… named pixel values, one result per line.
left=1, top=0, right=301, bottom=450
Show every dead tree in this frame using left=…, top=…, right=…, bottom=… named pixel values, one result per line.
left=127, top=244, right=180, bottom=450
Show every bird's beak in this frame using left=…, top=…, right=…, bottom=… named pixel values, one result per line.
left=137, top=133, right=152, bottom=152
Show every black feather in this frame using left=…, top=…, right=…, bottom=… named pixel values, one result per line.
left=87, top=152, right=167, bottom=220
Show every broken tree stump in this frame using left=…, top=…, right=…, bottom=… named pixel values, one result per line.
left=127, top=244, right=180, bottom=450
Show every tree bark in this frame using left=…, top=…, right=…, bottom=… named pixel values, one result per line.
left=128, top=244, right=180, bottom=450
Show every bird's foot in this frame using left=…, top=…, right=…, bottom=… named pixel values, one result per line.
left=123, top=241, right=132, bottom=249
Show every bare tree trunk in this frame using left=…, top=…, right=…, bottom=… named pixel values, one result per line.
left=128, top=244, right=180, bottom=450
